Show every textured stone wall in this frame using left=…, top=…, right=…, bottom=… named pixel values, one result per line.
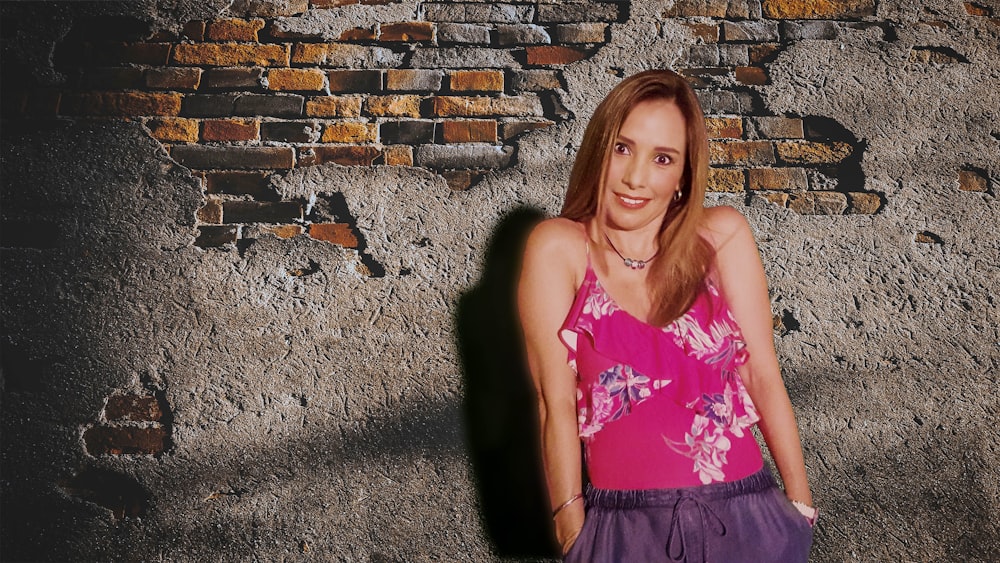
left=2, top=0, right=998, bottom=561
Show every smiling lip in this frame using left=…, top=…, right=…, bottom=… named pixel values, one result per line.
left=615, top=193, right=649, bottom=209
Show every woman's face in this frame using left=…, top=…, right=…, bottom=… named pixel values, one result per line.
left=601, top=98, right=687, bottom=234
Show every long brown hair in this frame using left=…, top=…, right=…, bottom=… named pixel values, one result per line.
left=561, top=69, right=714, bottom=326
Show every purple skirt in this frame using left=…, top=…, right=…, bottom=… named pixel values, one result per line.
left=564, top=466, right=813, bottom=563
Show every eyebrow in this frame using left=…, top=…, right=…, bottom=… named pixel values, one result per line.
left=617, top=134, right=681, bottom=155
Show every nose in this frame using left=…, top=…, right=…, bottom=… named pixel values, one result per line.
left=622, top=158, right=647, bottom=190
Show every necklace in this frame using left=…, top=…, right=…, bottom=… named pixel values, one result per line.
left=603, top=232, right=658, bottom=270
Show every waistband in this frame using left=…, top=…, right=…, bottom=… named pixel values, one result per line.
left=585, top=465, right=776, bottom=509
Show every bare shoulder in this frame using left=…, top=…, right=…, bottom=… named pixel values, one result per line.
left=701, top=205, right=754, bottom=253
left=523, top=217, right=588, bottom=283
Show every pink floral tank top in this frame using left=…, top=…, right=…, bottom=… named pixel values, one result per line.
left=560, top=259, right=764, bottom=490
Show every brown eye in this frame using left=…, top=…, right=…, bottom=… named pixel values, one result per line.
left=613, top=142, right=629, bottom=154
left=654, top=154, right=671, bottom=165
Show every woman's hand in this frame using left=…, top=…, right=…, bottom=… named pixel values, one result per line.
left=555, top=506, right=584, bottom=555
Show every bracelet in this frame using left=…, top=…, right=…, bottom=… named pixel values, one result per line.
left=790, top=500, right=819, bottom=527
left=552, top=493, right=583, bottom=518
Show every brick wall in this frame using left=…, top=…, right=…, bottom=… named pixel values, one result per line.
left=8, top=0, right=983, bottom=256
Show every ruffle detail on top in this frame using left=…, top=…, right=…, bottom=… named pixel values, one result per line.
left=560, top=267, right=759, bottom=441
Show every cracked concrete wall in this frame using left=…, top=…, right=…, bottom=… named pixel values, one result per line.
left=2, top=0, right=998, bottom=561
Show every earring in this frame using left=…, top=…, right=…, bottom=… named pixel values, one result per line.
left=673, top=190, right=682, bottom=202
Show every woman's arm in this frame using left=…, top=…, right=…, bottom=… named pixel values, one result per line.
left=707, top=207, right=813, bottom=506
left=517, top=218, right=587, bottom=553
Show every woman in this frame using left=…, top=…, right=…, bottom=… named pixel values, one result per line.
left=518, top=70, right=816, bottom=562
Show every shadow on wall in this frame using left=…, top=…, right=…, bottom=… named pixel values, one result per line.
left=455, top=206, right=557, bottom=558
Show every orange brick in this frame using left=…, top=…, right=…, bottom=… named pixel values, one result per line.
left=309, top=223, right=358, bottom=246
left=441, top=120, right=498, bottom=143
left=340, top=27, right=377, bottom=41
left=62, top=92, right=182, bottom=116
left=382, top=145, right=413, bottom=166
left=449, top=70, right=504, bottom=92
left=305, top=96, right=362, bottom=117
left=525, top=46, right=587, bottom=65
left=379, top=21, right=435, bottom=42
left=266, top=225, right=305, bottom=238
left=172, top=43, right=289, bottom=66
left=735, top=66, right=769, bottom=85
left=747, top=167, right=808, bottom=190
left=762, top=0, right=876, bottom=19
left=964, top=2, right=992, bottom=16
left=145, top=67, right=202, bottom=90
left=847, top=192, right=881, bottom=214
left=206, top=18, right=265, bottom=41
left=321, top=122, right=377, bottom=143
left=775, top=141, right=852, bottom=164
left=298, top=145, right=380, bottom=166
left=364, top=95, right=422, bottom=117
left=268, top=68, right=326, bottom=91
left=707, top=168, right=745, bottom=192
left=709, top=140, right=775, bottom=166
left=682, top=22, right=720, bottom=43
left=958, top=169, right=988, bottom=192
left=201, top=119, right=260, bottom=141
left=183, top=20, right=206, bottom=41
left=705, top=117, right=743, bottom=139
left=432, top=95, right=543, bottom=117
left=290, top=43, right=400, bottom=65
left=147, top=118, right=199, bottom=142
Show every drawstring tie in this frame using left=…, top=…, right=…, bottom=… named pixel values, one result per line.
left=665, top=494, right=727, bottom=562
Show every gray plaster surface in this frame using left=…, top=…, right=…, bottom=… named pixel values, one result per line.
left=2, top=0, right=999, bottom=561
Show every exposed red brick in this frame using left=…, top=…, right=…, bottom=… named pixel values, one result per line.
left=308, top=223, right=359, bottom=246
left=449, top=70, right=504, bottom=92
left=705, top=117, right=743, bottom=139
left=525, top=46, right=587, bottom=66
left=501, top=120, right=555, bottom=140
left=183, top=20, right=206, bottom=41
left=62, top=92, right=182, bottom=116
left=964, top=2, right=992, bottom=16
left=441, top=120, right=498, bottom=143
left=328, top=70, right=382, bottom=93
left=735, top=66, right=769, bottom=85
left=206, top=18, right=265, bottom=42
left=682, top=22, right=720, bottom=42
left=442, top=170, right=485, bottom=191
left=847, top=192, right=882, bottom=214
left=197, top=199, right=224, bottom=224
left=747, top=167, right=808, bottom=190
left=145, top=67, right=202, bottom=90
left=775, top=141, right=852, bottom=164
left=788, top=191, right=848, bottom=214
left=364, top=95, right=423, bottom=117
left=762, top=0, right=876, bottom=19
left=707, top=168, right=746, bottom=192
left=147, top=118, right=199, bottom=142
left=340, top=27, right=378, bottom=41
left=958, top=169, right=988, bottom=192
left=201, top=119, right=260, bottom=141
left=432, top=95, right=543, bottom=117
left=379, top=22, right=435, bottom=42
left=297, top=145, right=381, bottom=166
left=305, top=96, right=363, bottom=117
left=709, top=140, right=775, bottom=166
left=105, top=394, right=165, bottom=422
left=84, top=426, right=169, bottom=455
left=268, top=68, right=326, bottom=91
left=172, top=43, right=289, bottom=66
left=265, top=225, right=305, bottom=238
left=321, top=122, right=377, bottom=143
left=382, top=145, right=413, bottom=166
left=749, top=44, right=782, bottom=64
left=171, top=146, right=295, bottom=169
